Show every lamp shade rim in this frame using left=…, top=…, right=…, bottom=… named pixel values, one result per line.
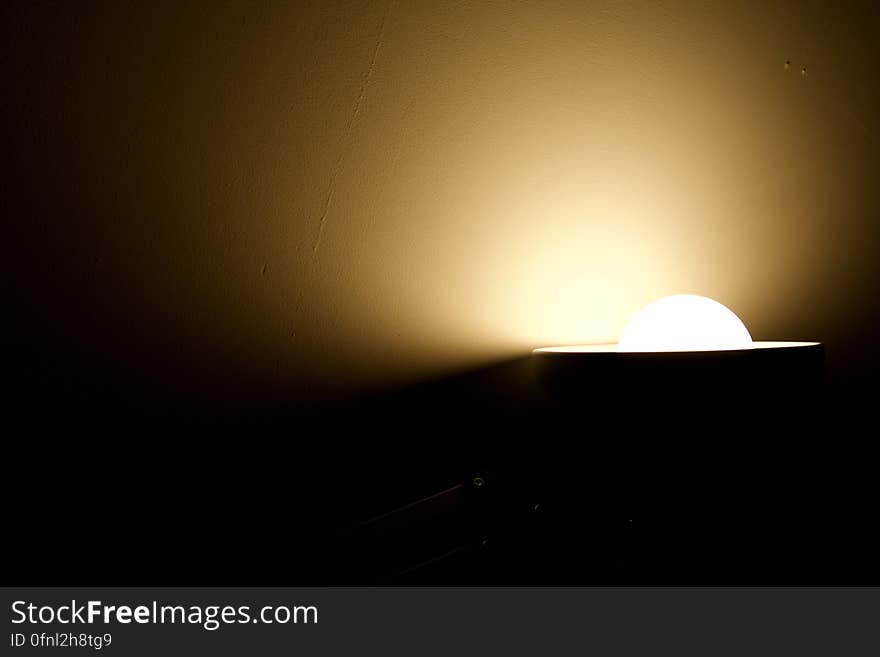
left=532, top=341, right=820, bottom=355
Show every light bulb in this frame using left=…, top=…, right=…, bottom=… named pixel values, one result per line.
left=617, top=294, right=752, bottom=353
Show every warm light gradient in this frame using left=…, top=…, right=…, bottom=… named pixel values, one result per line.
left=618, top=295, right=753, bottom=352
left=7, top=1, right=880, bottom=402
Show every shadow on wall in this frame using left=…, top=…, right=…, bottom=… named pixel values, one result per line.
left=9, top=341, right=878, bottom=585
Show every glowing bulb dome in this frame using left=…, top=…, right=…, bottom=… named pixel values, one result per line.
left=617, top=294, right=752, bottom=352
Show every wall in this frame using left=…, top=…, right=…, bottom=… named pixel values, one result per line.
left=6, top=1, right=879, bottom=410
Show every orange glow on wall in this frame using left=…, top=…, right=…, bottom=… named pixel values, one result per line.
left=8, top=1, right=880, bottom=401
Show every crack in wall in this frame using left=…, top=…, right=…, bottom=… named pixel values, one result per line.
left=291, top=0, right=391, bottom=340
left=310, top=1, right=390, bottom=258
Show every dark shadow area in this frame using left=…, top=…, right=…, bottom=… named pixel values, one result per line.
left=5, top=341, right=878, bottom=585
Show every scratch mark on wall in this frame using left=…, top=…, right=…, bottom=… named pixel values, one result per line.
left=310, top=1, right=390, bottom=258
left=290, top=1, right=391, bottom=342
